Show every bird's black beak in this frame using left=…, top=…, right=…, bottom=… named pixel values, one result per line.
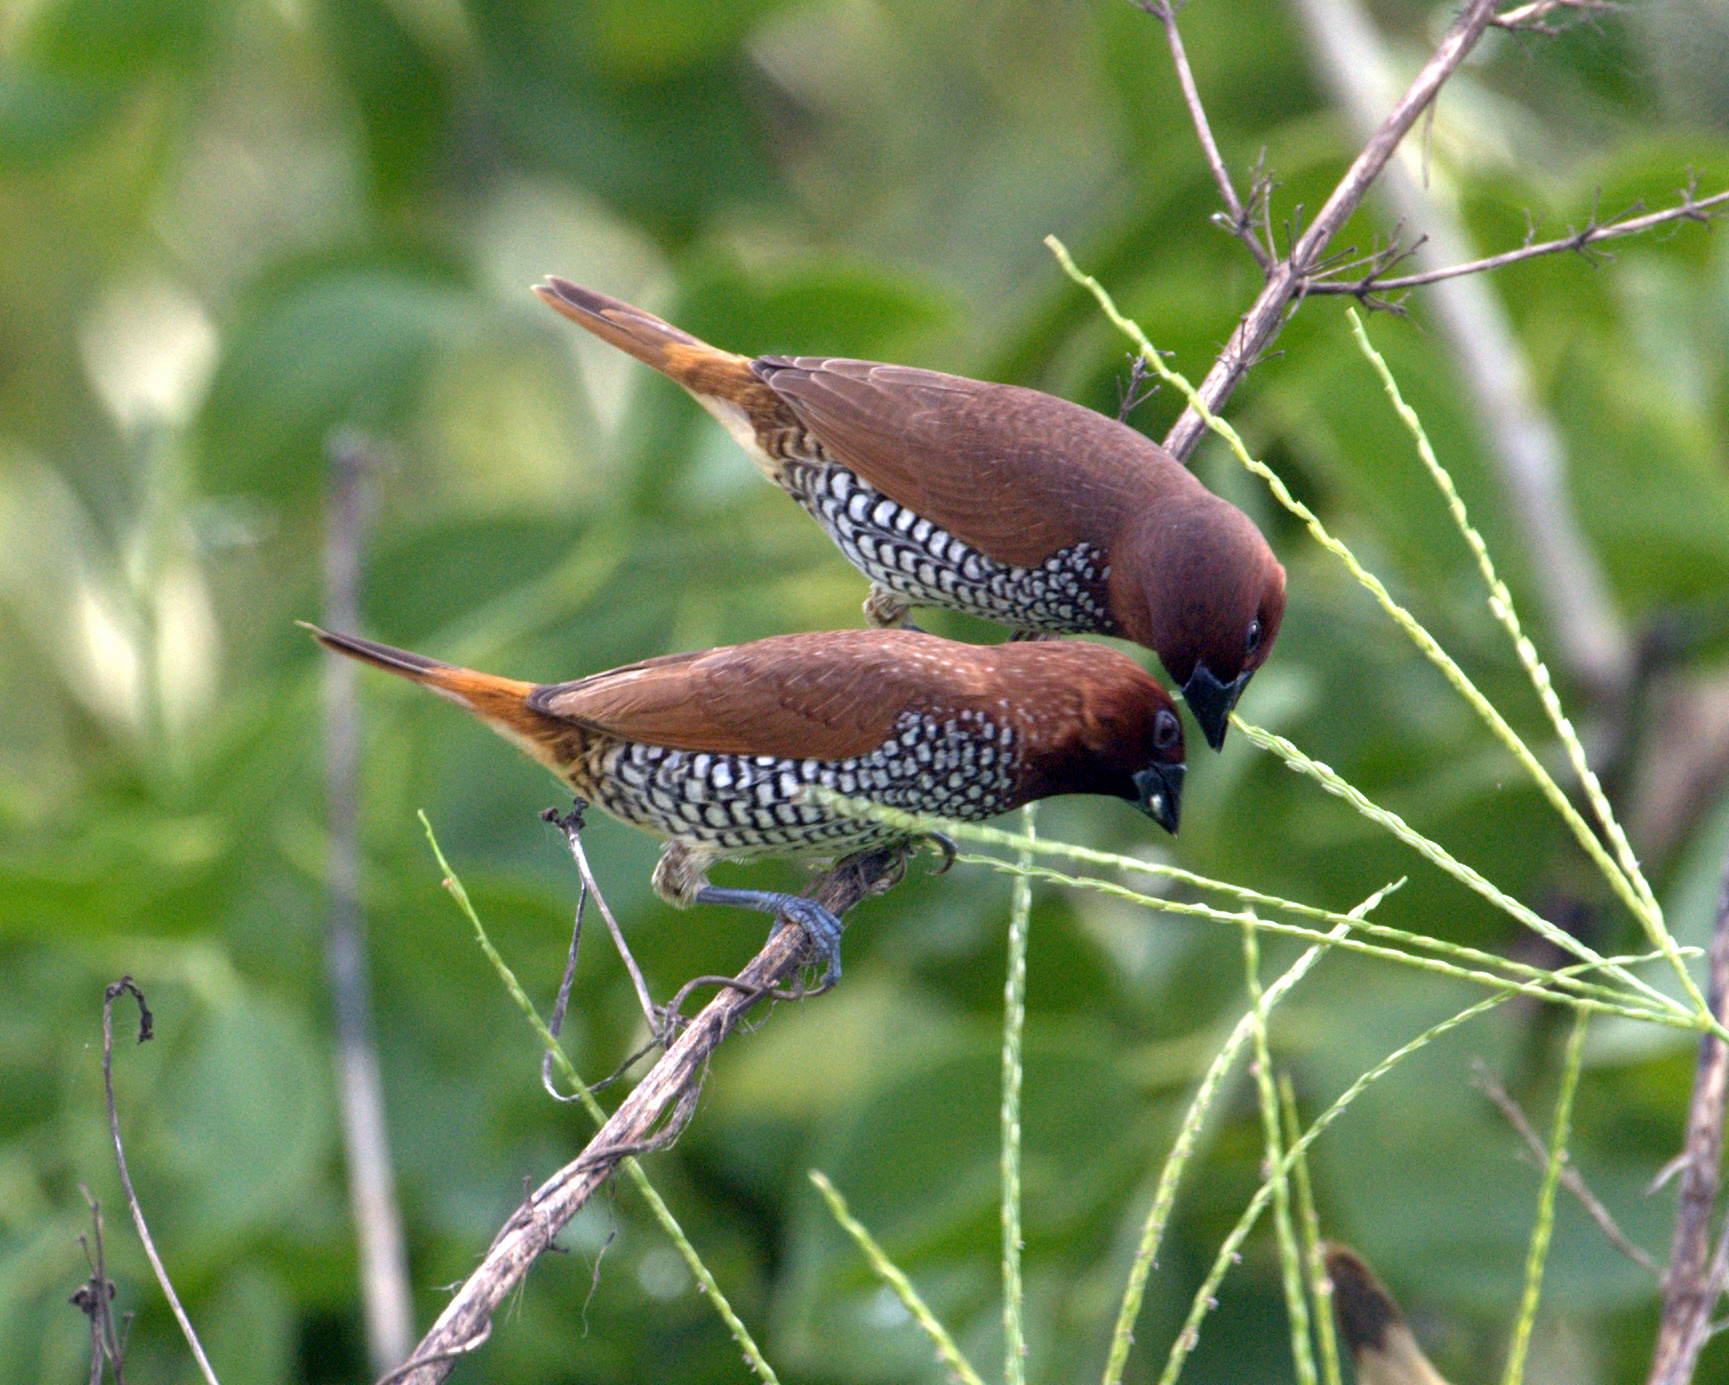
left=1183, top=664, right=1252, bottom=751
left=1133, top=761, right=1185, bottom=836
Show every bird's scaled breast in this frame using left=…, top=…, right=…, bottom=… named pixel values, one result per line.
left=784, top=460, right=1116, bottom=634
left=584, top=707, right=1021, bottom=859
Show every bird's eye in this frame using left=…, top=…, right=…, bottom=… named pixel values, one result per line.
left=1244, top=619, right=1262, bottom=655
left=1154, top=708, right=1181, bottom=751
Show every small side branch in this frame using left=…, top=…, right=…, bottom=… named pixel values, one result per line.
left=386, top=845, right=910, bottom=1385
left=1132, top=0, right=1270, bottom=267
left=1492, top=0, right=1621, bottom=32
left=102, top=979, right=222, bottom=1385
left=1648, top=843, right=1729, bottom=1384
left=73, top=1192, right=128, bottom=1385
left=1306, top=184, right=1729, bottom=298
left=1472, top=1061, right=1659, bottom=1277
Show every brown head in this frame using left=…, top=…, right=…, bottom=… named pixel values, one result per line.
left=1108, top=493, right=1285, bottom=751
left=997, top=641, right=1187, bottom=834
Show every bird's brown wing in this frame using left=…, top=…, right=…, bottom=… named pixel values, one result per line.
left=757, top=358, right=1183, bottom=568
left=527, top=632, right=986, bottom=760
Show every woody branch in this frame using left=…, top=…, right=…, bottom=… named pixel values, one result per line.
left=386, top=845, right=908, bottom=1385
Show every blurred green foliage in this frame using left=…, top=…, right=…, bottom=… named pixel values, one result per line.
left=2, top=0, right=1729, bottom=1380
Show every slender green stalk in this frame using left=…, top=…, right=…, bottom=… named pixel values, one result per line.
left=1100, top=880, right=1393, bottom=1385
left=960, top=853, right=1689, bottom=1032
left=1002, top=804, right=1035, bottom=1385
left=804, top=791, right=1688, bottom=1020
left=1231, top=719, right=1684, bottom=1018
left=1281, top=1076, right=1342, bottom=1385
left=1242, top=922, right=1317, bottom=1385
left=420, top=814, right=780, bottom=1385
left=1345, top=309, right=1661, bottom=925
left=1044, top=234, right=1706, bottom=1022
left=1501, top=1009, right=1591, bottom=1385
left=1156, top=992, right=1511, bottom=1385
left=809, top=1171, right=988, bottom=1385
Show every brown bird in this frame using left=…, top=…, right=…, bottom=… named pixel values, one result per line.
left=305, top=624, right=1185, bottom=982
left=534, top=277, right=1285, bottom=750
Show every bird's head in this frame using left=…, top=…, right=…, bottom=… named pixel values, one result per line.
left=1009, top=645, right=1188, bottom=835
left=1113, top=498, right=1286, bottom=751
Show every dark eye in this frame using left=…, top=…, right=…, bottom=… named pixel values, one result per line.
left=1154, top=707, right=1181, bottom=751
left=1244, top=619, right=1263, bottom=655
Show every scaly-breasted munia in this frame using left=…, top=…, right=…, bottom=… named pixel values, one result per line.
left=534, top=278, right=1285, bottom=750
left=306, top=625, right=1186, bottom=981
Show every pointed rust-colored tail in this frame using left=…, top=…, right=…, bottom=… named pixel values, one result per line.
left=532, top=277, right=761, bottom=402
left=301, top=622, right=572, bottom=769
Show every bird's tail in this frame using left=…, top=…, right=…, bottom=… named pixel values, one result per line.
left=301, top=623, right=571, bottom=767
left=533, top=277, right=757, bottom=397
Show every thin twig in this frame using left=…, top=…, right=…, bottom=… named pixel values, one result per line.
left=387, top=844, right=911, bottom=1384
left=73, top=1191, right=125, bottom=1385
left=1159, top=0, right=1499, bottom=458
left=1648, top=842, right=1729, bottom=1384
left=322, top=429, right=414, bottom=1372
left=426, top=819, right=781, bottom=1382
left=1492, top=0, right=1621, bottom=31
left=542, top=805, right=660, bottom=1029
left=1305, top=186, right=1729, bottom=297
left=101, top=979, right=222, bottom=1385
left=1116, top=356, right=1159, bottom=422
left=540, top=815, right=588, bottom=1103
left=1472, top=1062, right=1660, bottom=1277
left=1133, top=0, right=1269, bottom=267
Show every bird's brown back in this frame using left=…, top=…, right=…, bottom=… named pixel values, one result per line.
left=527, top=628, right=1172, bottom=769
left=755, top=358, right=1206, bottom=569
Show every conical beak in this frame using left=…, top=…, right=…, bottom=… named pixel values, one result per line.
left=1133, top=761, right=1185, bottom=836
left=1183, top=664, right=1252, bottom=751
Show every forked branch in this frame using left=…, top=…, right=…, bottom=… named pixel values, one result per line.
left=1161, top=0, right=1500, bottom=457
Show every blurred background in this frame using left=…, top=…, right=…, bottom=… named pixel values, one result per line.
left=3, top=0, right=1729, bottom=1380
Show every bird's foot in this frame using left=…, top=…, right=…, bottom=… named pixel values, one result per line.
left=1008, top=628, right=1063, bottom=643
left=694, top=886, right=845, bottom=987
left=863, top=584, right=922, bottom=632
left=912, top=831, right=957, bottom=875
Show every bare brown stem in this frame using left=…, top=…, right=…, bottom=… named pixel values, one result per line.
left=1135, top=0, right=1269, bottom=267
left=1305, top=187, right=1729, bottom=297
left=384, top=845, right=909, bottom=1385
left=1648, top=843, right=1729, bottom=1383
left=73, top=1191, right=125, bottom=1385
left=102, top=980, right=222, bottom=1385
left=1472, top=1061, right=1660, bottom=1276
left=1161, top=0, right=1499, bottom=459
left=543, top=804, right=659, bottom=1029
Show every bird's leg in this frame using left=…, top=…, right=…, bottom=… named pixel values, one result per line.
left=1007, top=628, right=1063, bottom=643
left=863, top=582, right=922, bottom=632
left=693, top=887, right=846, bottom=987
left=654, top=840, right=846, bottom=986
